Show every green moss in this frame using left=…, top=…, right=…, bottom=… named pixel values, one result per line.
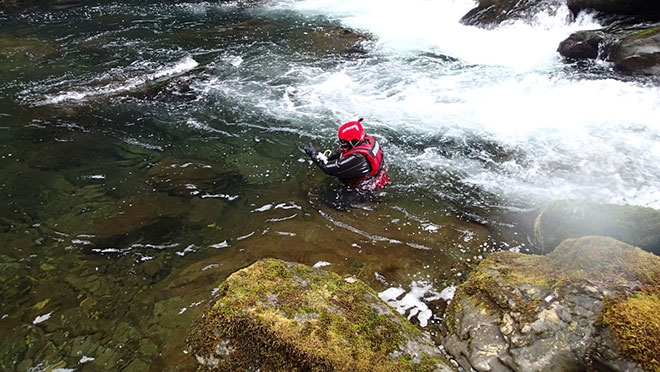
left=448, top=252, right=552, bottom=323
left=187, top=259, right=447, bottom=372
left=449, top=236, right=660, bottom=335
left=448, top=236, right=660, bottom=371
left=547, top=236, right=660, bottom=286
left=623, top=26, right=660, bottom=43
left=481, top=236, right=660, bottom=291
left=600, top=287, right=660, bottom=372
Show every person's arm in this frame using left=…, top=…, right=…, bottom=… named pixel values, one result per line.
left=326, top=149, right=342, bottom=161
left=316, top=153, right=371, bottom=179
left=304, top=143, right=371, bottom=179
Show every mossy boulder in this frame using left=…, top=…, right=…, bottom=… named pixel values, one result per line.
left=187, top=258, right=455, bottom=372
left=534, top=200, right=660, bottom=254
left=442, top=236, right=660, bottom=372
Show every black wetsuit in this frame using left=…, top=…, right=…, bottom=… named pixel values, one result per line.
left=313, top=149, right=372, bottom=181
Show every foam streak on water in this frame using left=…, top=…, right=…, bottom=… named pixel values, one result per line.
left=261, top=0, right=660, bottom=209
left=41, top=56, right=199, bottom=104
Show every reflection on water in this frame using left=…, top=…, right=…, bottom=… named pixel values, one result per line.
left=1, top=0, right=657, bottom=370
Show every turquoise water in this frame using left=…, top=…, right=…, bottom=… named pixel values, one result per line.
left=1, top=0, right=659, bottom=370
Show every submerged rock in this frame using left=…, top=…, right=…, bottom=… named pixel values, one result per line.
left=296, top=26, right=373, bottom=55
left=187, top=259, right=455, bottom=372
left=0, top=34, right=58, bottom=76
left=441, top=236, right=660, bottom=372
left=533, top=200, right=660, bottom=254
left=222, top=18, right=373, bottom=55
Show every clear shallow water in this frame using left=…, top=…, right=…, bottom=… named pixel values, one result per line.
left=1, top=0, right=660, bottom=370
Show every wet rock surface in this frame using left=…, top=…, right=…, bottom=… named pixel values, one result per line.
left=557, top=30, right=613, bottom=59
left=558, top=25, right=660, bottom=75
left=534, top=199, right=660, bottom=254
left=441, top=235, right=660, bottom=372
left=187, top=258, right=456, bottom=372
left=566, top=0, right=660, bottom=21
left=460, top=0, right=563, bottom=28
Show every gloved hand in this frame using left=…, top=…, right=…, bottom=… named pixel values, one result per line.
left=304, top=143, right=317, bottom=158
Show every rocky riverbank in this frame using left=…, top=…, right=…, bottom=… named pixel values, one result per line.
left=442, top=235, right=659, bottom=372
left=188, top=200, right=660, bottom=372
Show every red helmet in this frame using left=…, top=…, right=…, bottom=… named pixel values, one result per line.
left=338, top=118, right=365, bottom=143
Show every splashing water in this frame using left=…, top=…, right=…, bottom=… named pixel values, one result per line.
left=256, top=0, right=660, bottom=208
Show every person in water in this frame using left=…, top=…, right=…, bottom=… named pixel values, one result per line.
left=304, top=118, right=389, bottom=191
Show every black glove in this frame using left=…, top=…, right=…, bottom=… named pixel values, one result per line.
left=304, top=143, right=317, bottom=158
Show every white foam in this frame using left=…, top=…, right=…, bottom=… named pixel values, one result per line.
left=252, top=204, right=273, bottom=212
left=122, top=138, right=164, bottom=152
left=186, top=118, right=235, bottom=136
left=210, top=241, right=229, bottom=249
left=129, top=243, right=179, bottom=250
left=276, top=0, right=599, bottom=69
left=33, top=312, right=52, bottom=325
left=439, top=285, right=457, bottom=301
left=312, top=261, right=331, bottom=268
left=378, top=281, right=449, bottom=327
left=201, top=193, right=239, bottom=200
left=79, top=356, right=95, bottom=364
left=42, top=56, right=198, bottom=104
left=258, top=1, right=660, bottom=209
left=82, top=174, right=106, bottom=180
left=176, top=244, right=197, bottom=257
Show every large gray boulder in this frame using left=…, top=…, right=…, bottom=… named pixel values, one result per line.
left=534, top=200, right=660, bottom=254
left=441, top=236, right=660, bottom=372
left=187, top=259, right=456, bottom=372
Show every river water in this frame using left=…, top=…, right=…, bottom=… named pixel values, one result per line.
left=1, top=0, right=660, bottom=370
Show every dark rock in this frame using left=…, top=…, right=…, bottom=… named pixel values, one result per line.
left=557, top=30, right=611, bottom=59
left=615, top=26, right=660, bottom=74
left=441, top=236, right=659, bottom=372
left=533, top=200, right=660, bottom=254
left=187, top=259, right=456, bottom=372
left=557, top=24, right=660, bottom=75
left=460, top=0, right=562, bottom=29
left=567, top=0, right=660, bottom=20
